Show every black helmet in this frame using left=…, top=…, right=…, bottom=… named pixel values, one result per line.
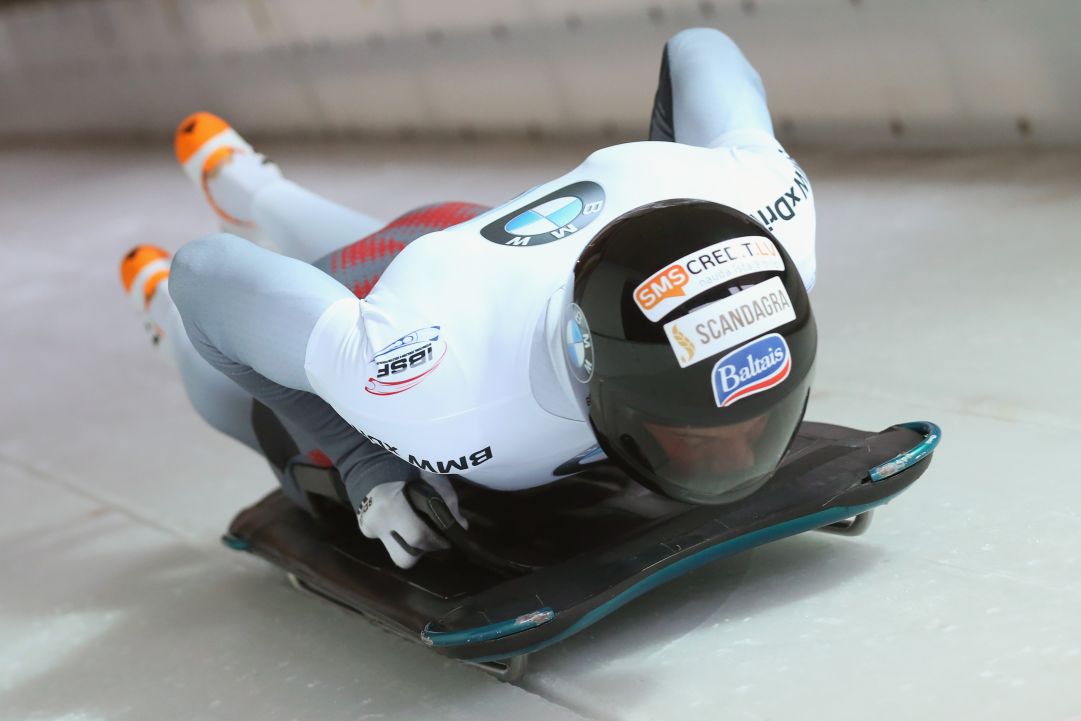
left=565, top=200, right=816, bottom=504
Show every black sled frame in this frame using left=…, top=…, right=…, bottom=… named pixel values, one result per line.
left=223, top=420, right=940, bottom=682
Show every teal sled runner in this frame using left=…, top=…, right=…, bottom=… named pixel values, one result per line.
left=224, top=420, right=940, bottom=681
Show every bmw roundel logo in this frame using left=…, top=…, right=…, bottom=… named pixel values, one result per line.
left=482, top=181, right=605, bottom=247
left=504, top=196, right=582, bottom=236
left=565, top=303, right=595, bottom=383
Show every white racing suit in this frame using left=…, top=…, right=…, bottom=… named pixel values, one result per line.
left=169, top=28, right=817, bottom=513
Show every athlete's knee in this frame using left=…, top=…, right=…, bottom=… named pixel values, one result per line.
left=173, top=232, right=248, bottom=278
left=171, top=233, right=247, bottom=311
left=172, top=234, right=247, bottom=287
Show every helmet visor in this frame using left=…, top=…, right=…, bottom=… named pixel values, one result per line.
left=605, top=371, right=812, bottom=504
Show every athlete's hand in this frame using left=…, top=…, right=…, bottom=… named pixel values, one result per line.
left=356, top=474, right=467, bottom=569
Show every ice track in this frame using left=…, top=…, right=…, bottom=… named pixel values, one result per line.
left=1, top=141, right=1079, bottom=721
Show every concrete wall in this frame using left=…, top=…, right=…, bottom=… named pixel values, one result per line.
left=1, top=0, right=1078, bottom=147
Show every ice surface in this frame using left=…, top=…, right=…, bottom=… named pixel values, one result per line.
left=1, top=142, right=1079, bottom=720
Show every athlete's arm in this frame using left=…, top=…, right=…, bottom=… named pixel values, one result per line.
left=649, top=28, right=774, bottom=149
left=651, top=28, right=816, bottom=290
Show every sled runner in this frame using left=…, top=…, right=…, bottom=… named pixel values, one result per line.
left=223, top=419, right=940, bottom=682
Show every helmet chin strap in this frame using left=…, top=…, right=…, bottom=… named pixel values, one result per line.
left=527, top=284, right=587, bottom=422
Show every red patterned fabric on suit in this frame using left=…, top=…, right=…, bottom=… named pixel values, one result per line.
left=314, top=201, right=490, bottom=299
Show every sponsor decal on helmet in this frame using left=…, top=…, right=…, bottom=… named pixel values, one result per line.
left=669, top=323, right=696, bottom=366
left=482, top=181, right=605, bottom=247
left=663, top=276, right=795, bottom=368
left=565, top=303, right=595, bottom=382
left=633, top=236, right=784, bottom=322
left=365, top=326, right=448, bottom=396
left=711, top=333, right=791, bottom=407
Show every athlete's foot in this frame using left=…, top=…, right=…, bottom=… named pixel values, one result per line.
left=120, top=244, right=173, bottom=348
left=174, top=112, right=282, bottom=244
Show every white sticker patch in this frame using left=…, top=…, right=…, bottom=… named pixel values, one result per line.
left=663, top=276, right=796, bottom=368
left=633, top=236, right=785, bottom=322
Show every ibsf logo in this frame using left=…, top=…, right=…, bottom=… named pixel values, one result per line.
left=481, top=181, right=605, bottom=247
left=365, top=326, right=448, bottom=396
left=711, top=333, right=791, bottom=408
left=636, top=265, right=689, bottom=311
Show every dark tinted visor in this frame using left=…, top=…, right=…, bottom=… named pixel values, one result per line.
left=607, top=373, right=811, bottom=504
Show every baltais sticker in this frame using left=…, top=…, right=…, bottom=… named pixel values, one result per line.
left=711, top=333, right=791, bottom=407
left=633, top=236, right=784, bottom=322
left=663, top=276, right=796, bottom=369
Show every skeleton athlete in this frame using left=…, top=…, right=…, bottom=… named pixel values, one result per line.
left=120, top=28, right=818, bottom=568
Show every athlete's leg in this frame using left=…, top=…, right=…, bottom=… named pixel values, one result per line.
left=649, top=28, right=774, bottom=148
left=250, top=179, right=384, bottom=263
left=121, top=245, right=262, bottom=453
left=169, top=233, right=417, bottom=506
left=153, top=282, right=263, bottom=453
left=123, top=200, right=491, bottom=492
left=176, top=112, right=383, bottom=263
left=123, top=244, right=335, bottom=513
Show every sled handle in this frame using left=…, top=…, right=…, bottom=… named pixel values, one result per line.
left=405, top=479, right=541, bottom=576
left=868, top=421, right=942, bottom=482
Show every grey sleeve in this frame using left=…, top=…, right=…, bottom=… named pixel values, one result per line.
left=170, top=233, right=418, bottom=507
left=649, top=28, right=775, bottom=148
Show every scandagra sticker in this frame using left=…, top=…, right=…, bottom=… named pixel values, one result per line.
left=711, top=333, right=791, bottom=408
left=481, top=181, right=605, bottom=247
left=663, top=276, right=795, bottom=368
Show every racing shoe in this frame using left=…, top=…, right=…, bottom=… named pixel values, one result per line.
left=119, top=244, right=173, bottom=348
left=174, top=111, right=282, bottom=246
